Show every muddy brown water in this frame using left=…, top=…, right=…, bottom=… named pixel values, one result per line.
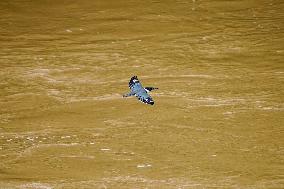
left=0, top=0, right=283, bottom=188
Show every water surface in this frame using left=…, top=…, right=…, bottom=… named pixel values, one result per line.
left=0, top=0, right=283, bottom=188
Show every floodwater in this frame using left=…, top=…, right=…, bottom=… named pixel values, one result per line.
left=0, top=0, right=283, bottom=188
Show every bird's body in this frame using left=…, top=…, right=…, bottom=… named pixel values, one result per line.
left=123, top=76, right=158, bottom=105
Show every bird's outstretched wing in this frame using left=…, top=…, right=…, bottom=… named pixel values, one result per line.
left=136, top=90, right=154, bottom=105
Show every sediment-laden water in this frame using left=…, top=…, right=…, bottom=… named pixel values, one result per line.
left=0, top=0, right=283, bottom=188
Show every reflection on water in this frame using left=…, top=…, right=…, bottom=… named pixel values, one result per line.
left=0, top=0, right=283, bottom=188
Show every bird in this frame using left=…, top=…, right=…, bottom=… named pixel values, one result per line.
left=123, top=76, right=158, bottom=105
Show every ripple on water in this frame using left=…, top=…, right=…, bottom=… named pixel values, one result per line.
left=19, top=182, right=53, bottom=189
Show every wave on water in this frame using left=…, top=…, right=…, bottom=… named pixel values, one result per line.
left=18, top=183, right=53, bottom=189
left=142, top=74, right=214, bottom=79
left=68, top=93, right=123, bottom=102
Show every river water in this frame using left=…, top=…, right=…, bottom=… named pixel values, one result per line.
left=0, top=0, right=283, bottom=188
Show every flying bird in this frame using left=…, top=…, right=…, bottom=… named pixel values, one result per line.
left=123, top=76, right=158, bottom=105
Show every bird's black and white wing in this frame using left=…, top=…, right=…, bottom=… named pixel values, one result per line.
left=136, top=90, right=154, bottom=105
